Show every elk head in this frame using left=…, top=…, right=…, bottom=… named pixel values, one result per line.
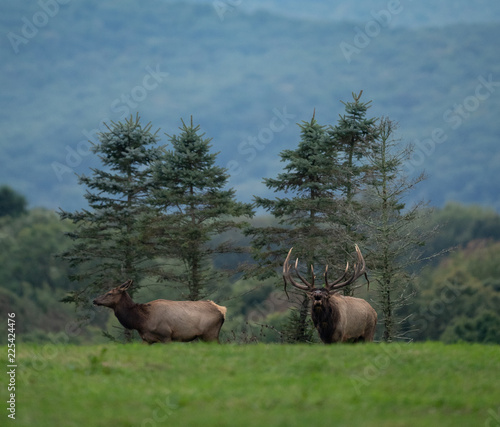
left=282, top=245, right=368, bottom=304
left=93, top=279, right=133, bottom=308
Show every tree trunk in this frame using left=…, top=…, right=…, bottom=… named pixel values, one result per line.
left=296, top=293, right=310, bottom=342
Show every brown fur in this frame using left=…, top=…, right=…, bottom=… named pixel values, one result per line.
left=93, top=281, right=226, bottom=344
left=284, top=246, right=377, bottom=344
left=310, top=289, right=377, bottom=343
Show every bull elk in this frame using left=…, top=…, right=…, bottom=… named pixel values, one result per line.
left=283, top=245, right=377, bottom=343
left=93, top=280, right=227, bottom=343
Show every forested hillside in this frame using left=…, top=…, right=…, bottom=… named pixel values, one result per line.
left=2, top=186, right=500, bottom=345
left=1, top=1, right=500, bottom=211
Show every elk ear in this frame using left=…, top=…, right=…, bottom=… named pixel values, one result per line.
left=119, top=279, right=133, bottom=291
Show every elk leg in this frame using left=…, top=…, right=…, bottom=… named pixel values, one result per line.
left=141, top=331, right=170, bottom=344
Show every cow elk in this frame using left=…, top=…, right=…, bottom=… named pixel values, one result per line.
left=283, top=245, right=377, bottom=343
left=93, top=280, right=227, bottom=343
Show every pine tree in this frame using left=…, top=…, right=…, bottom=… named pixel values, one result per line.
left=251, top=112, right=343, bottom=260
left=149, top=117, right=253, bottom=301
left=328, top=90, right=379, bottom=204
left=247, top=112, right=344, bottom=342
left=327, top=91, right=380, bottom=295
left=59, top=115, right=162, bottom=306
left=363, top=118, right=427, bottom=342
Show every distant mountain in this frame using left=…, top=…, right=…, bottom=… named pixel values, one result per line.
left=1, top=1, right=500, bottom=211
left=188, top=0, right=500, bottom=26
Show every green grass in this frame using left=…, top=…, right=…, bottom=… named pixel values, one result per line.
left=5, top=342, right=500, bottom=426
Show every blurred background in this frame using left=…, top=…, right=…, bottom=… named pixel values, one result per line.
left=2, top=0, right=500, bottom=212
left=2, top=0, right=500, bottom=344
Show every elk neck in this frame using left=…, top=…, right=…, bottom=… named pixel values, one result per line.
left=311, top=293, right=341, bottom=344
left=113, top=291, right=149, bottom=331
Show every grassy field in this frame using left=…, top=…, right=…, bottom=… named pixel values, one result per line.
left=4, top=342, right=500, bottom=426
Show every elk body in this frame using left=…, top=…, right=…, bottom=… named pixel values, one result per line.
left=283, top=245, right=377, bottom=343
left=93, top=280, right=227, bottom=343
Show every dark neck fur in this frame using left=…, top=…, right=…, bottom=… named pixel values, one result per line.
left=113, top=292, right=148, bottom=331
left=311, top=295, right=340, bottom=344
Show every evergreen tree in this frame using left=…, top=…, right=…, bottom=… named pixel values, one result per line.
left=363, top=118, right=427, bottom=341
left=59, top=115, right=162, bottom=306
left=149, top=117, right=253, bottom=301
left=251, top=112, right=343, bottom=264
left=328, top=90, right=379, bottom=204
left=327, top=90, right=380, bottom=295
left=247, top=112, right=345, bottom=342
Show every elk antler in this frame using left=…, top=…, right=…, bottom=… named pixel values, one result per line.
left=283, top=248, right=313, bottom=291
left=324, top=262, right=349, bottom=288
left=284, top=246, right=368, bottom=293
left=325, top=245, right=368, bottom=291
